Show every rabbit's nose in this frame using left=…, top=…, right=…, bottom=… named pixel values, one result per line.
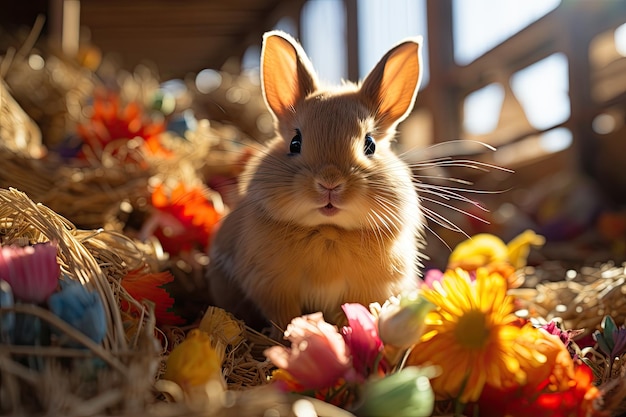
left=317, top=179, right=345, bottom=192
left=316, top=166, right=346, bottom=192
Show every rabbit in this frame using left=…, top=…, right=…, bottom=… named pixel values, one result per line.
left=206, top=30, right=424, bottom=333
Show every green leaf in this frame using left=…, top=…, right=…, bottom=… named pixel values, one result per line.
left=601, top=315, right=617, bottom=348
left=593, top=330, right=612, bottom=358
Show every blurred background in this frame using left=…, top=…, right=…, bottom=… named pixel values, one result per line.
left=1, top=0, right=626, bottom=268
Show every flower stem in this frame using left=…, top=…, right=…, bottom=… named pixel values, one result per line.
left=325, top=381, right=349, bottom=406
left=607, top=358, right=614, bottom=383
left=373, top=350, right=384, bottom=374
left=454, top=399, right=466, bottom=417
left=454, top=372, right=471, bottom=417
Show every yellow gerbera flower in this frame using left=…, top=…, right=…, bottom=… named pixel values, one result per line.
left=407, top=268, right=541, bottom=403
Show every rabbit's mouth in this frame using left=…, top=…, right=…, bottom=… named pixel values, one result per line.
left=319, top=203, right=339, bottom=217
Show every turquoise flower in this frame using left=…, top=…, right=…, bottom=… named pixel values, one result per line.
left=48, top=276, right=107, bottom=346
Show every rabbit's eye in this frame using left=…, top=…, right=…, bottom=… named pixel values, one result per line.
left=364, top=134, right=376, bottom=156
left=289, top=129, right=302, bottom=154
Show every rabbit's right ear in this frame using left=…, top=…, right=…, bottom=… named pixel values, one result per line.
left=261, top=31, right=318, bottom=120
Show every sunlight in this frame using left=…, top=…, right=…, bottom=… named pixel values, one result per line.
left=453, top=0, right=561, bottom=65
left=301, top=0, right=347, bottom=84
left=357, top=0, right=429, bottom=86
left=510, top=53, right=570, bottom=130
left=463, top=83, right=505, bottom=135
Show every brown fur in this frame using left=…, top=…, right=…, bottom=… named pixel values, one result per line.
left=207, top=31, right=424, bottom=331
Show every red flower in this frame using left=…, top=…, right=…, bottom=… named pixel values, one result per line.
left=476, top=364, right=604, bottom=417
left=147, top=183, right=222, bottom=255
left=121, top=268, right=185, bottom=326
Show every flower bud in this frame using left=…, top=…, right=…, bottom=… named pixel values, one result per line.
left=351, top=366, right=436, bottom=417
left=377, top=292, right=434, bottom=349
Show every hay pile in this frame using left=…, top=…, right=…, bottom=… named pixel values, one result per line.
left=0, top=187, right=159, bottom=415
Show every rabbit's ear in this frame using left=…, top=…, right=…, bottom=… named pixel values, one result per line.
left=360, top=38, right=422, bottom=131
left=261, top=31, right=318, bottom=120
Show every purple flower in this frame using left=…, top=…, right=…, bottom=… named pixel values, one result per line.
left=541, top=320, right=584, bottom=347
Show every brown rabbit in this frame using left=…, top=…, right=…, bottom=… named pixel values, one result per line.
left=207, top=30, right=424, bottom=332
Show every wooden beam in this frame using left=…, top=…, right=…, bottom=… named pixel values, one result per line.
left=424, top=0, right=458, bottom=142
left=344, top=0, right=359, bottom=81
left=204, top=0, right=307, bottom=71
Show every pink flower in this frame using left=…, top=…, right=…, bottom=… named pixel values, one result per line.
left=422, top=269, right=444, bottom=288
left=0, top=243, right=60, bottom=303
left=341, top=303, right=386, bottom=377
left=264, top=312, right=352, bottom=391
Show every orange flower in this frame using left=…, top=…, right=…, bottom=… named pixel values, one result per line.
left=512, top=324, right=576, bottom=392
left=406, top=268, right=542, bottom=403
left=148, top=183, right=222, bottom=255
left=77, top=91, right=168, bottom=158
left=270, top=368, right=306, bottom=393
left=121, top=268, right=185, bottom=326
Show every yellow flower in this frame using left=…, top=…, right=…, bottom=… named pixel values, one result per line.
left=406, top=268, right=543, bottom=403
left=448, top=230, right=544, bottom=271
left=448, top=234, right=509, bottom=271
left=505, top=229, right=545, bottom=269
left=199, top=306, right=245, bottom=362
left=163, top=329, right=224, bottom=392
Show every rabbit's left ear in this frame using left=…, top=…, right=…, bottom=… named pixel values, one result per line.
left=360, top=38, right=422, bottom=131
left=261, top=31, right=319, bottom=121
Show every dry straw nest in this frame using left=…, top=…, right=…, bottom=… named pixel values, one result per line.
left=0, top=64, right=155, bottom=230
left=1, top=70, right=252, bottom=231
left=512, top=262, right=626, bottom=337
left=0, top=187, right=161, bottom=416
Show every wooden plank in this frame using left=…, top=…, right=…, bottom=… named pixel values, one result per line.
left=424, top=0, right=459, bottom=143
left=81, top=8, right=259, bottom=28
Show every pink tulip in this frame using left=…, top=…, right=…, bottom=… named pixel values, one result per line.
left=0, top=243, right=60, bottom=303
left=341, top=303, right=386, bottom=377
left=264, top=312, right=352, bottom=390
